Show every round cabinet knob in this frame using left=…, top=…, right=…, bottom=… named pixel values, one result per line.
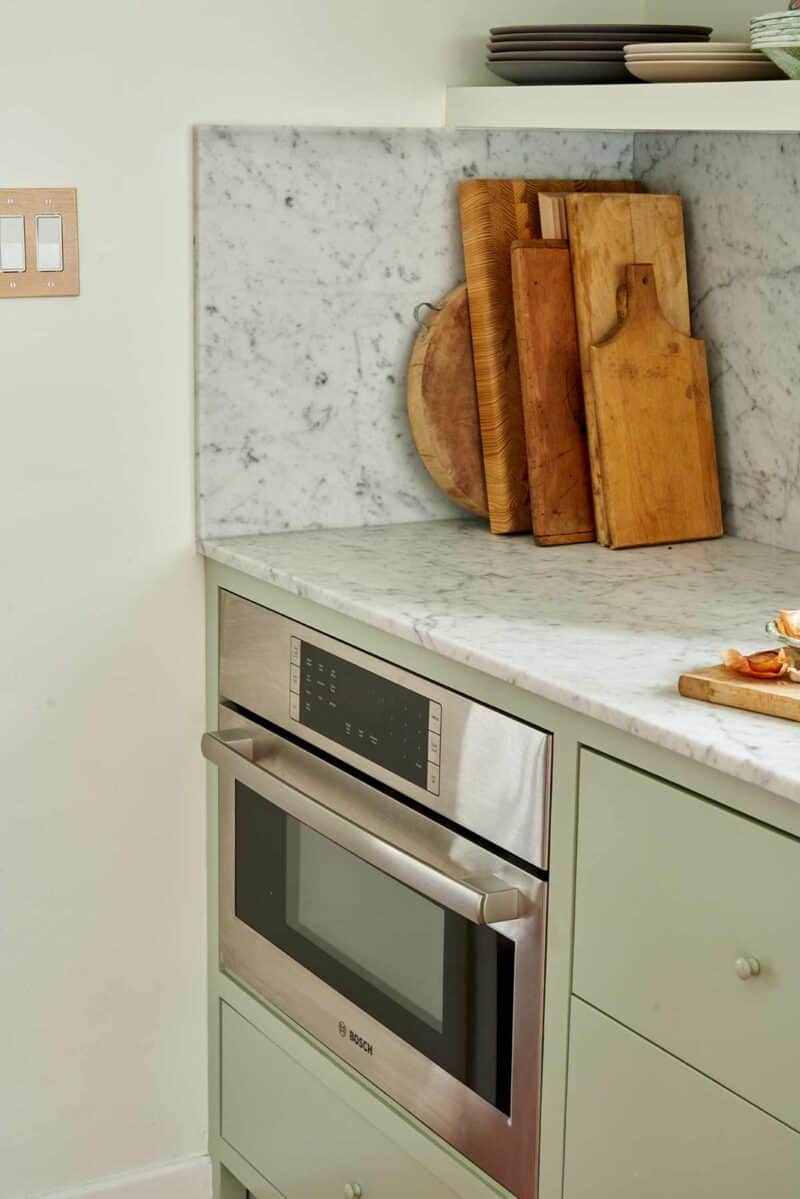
left=735, top=956, right=762, bottom=980
left=344, top=1185, right=363, bottom=1199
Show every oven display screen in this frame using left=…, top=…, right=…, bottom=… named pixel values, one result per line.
left=299, top=642, right=430, bottom=788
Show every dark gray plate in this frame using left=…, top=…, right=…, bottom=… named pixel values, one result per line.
left=487, top=59, right=634, bottom=84
left=490, top=24, right=713, bottom=35
left=489, top=34, right=710, bottom=46
left=488, top=50, right=625, bottom=61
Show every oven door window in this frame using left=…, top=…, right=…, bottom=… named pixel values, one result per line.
left=234, top=781, right=514, bottom=1115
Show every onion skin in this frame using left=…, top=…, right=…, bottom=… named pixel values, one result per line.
left=776, top=609, right=800, bottom=639
left=722, top=648, right=790, bottom=679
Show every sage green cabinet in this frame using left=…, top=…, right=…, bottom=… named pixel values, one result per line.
left=564, top=998, right=800, bottom=1199
left=574, top=751, right=800, bottom=1131
left=221, top=1001, right=462, bottom=1199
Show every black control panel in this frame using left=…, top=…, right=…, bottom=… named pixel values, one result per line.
left=289, top=637, right=441, bottom=793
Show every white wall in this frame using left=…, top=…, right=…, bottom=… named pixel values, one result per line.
left=0, top=1, right=641, bottom=1196
left=645, top=0, right=753, bottom=40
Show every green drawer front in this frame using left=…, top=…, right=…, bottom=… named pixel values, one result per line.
left=564, top=998, right=800, bottom=1199
left=221, top=1002, right=459, bottom=1199
left=574, top=750, right=800, bottom=1131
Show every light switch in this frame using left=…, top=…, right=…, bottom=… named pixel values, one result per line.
left=36, top=214, right=63, bottom=271
left=0, top=216, right=25, bottom=272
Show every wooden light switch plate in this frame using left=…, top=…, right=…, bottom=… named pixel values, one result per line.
left=0, top=188, right=79, bottom=297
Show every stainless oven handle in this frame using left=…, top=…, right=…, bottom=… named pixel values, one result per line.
left=202, top=728, right=523, bottom=926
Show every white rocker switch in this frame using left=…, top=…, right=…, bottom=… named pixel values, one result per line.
left=36, top=214, right=63, bottom=271
left=0, top=215, right=26, bottom=272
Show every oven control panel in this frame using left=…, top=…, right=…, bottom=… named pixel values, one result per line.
left=290, top=636, right=441, bottom=794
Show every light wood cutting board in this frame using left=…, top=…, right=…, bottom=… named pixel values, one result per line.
left=679, top=666, right=800, bottom=723
left=564, top=191, right=691, bottom=545
left=458, top=177, right=643, bottom=534
left=406, top=283, right=488, bottom=518
left=510, top=239, right=594, bottom=546
left=589, top=264, right=723, bottom=549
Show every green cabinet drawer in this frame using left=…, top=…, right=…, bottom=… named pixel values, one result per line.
left=564, top=998, right=800, bottom=1199
left=221, top=1002, right=460, bottom=1199
left=574, top=751, right=800, bottom=1131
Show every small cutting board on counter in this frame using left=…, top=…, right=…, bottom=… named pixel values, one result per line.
left=406, top=283, right=489, bottom=518
left=510, top=239, right=595, bottom=546
left=458, top=177, right=643, bottom=535
left=679, top=666, right=800, bottom=723
left=589, top=265, right=723, bottom=549
left=564, top=191, right=691, bottom=545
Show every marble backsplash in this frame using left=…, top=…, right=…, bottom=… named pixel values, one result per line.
left=195, top=126, right=634, bottom=538
left=634, top=133, right=800, bottom=554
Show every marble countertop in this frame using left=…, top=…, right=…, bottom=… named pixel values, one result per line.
left=202, top=520, right=800, bottom=806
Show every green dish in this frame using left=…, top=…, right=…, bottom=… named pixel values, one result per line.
left=761, top=44, right=800, bottom=77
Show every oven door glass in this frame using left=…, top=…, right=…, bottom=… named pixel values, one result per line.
left=234, top=780, right=515, bottom=1115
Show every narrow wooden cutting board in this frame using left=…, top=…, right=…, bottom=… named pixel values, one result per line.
left=589, top=265, right=723, bottom=549
left=458, top=177, right=643, bottom=534
left=564, top=191, right=690, bottom=545
left=406, top=283, right=488, bottom=518
left=510, top=239, right=594, bottom=546
left=679, top=666, right=800, bottom=723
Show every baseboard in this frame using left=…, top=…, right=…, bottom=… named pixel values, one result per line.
left=37, top=1155, right=212, bottom=1199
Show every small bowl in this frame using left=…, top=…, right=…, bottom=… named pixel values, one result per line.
left=760, top=44, right=800, bottom=77
left=765, top=618, right=800, bottom=649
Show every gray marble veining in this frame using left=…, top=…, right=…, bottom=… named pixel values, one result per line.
left=202, top=520, right=800, bottom=807
left=196, top=126, right=634, bottom=539
left=633, top=132, right=800, bottom=554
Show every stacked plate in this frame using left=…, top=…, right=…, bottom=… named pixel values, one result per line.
left=625, top=40, right=784, bottom=81
left=486, top=24, right=712, bottom=85
left=751, top=10, right=800, bottom=79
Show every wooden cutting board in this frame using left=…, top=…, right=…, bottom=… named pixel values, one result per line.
left=406, top=282, right=489, bottom=518
left=458, top=177, right=643, bottom=534
left=679, top=666, right=800, bottom=723
left=564, top=191, right=690, bottom=545
left=589, top=264, right=723, bottom=549
left=510, top=239, right=594, bottom=546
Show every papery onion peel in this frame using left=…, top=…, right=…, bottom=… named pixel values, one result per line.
left=722, top=648, right=790, bottom=679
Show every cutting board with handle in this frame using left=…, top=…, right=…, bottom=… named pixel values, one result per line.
left=589, top=264, right=723, bottom=549
left=679, top=666, right=800, bottom=723
left=406, top=282, right=489, bottom=518
left=510, top=239, right=594, bottom=546
left=564, top=191, right=691, bottom=545
left=458, top=177, right=643, bottom=534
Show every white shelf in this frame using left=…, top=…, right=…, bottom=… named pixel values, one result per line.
left=446, top=81, right=800, bottom=133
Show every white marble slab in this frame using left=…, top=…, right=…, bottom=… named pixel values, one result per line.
left=202, top=520, right=800, bottom=806
left=196, top=126, right=634, bottom=539
left=634, top=132, right=800, bottom=555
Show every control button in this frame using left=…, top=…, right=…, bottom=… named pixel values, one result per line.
left=428, top=731, right=441, bottom=766
left=427, top=761, right=440, bottom=795
left=428, top=700, right=442, bottom=734
left=290, top=664, right=300, bottom=693
left=290, top=693, right=300, bottom=721
left=290, top=636, right=301, bottom=665
left=35, top=214, right=63, bottom=272
left=0, top=216, right=25, bottom=272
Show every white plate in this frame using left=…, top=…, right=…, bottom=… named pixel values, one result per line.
left=625, top=52, right=767, bottom=62
left=626, top=59, right=785, bottom=81
left=625, top=41, right=751, bottom=53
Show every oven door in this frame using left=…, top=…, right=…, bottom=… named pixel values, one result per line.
left=203, top=715, right=547, bottom=1199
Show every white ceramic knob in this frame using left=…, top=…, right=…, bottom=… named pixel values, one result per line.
left=344, top=1185, right=362, bottom=1199
left=735, top=956, right=761, bottom=980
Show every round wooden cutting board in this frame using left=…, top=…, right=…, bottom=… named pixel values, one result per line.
left=407, top=282, right=489, bottom=519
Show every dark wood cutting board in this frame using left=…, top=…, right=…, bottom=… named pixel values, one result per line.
left=589, top=265, right=723, bottom=549
left=458, top=177, right=643, bottom=535
left=511, top=239, right=594, bottom=546
left=406, top=282, right=488, bottom=518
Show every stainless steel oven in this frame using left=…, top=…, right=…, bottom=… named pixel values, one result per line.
left=203, top=592, right=552, bottom=1199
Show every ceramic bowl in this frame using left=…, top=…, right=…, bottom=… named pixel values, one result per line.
left=759, top=44, right=800, bottom=78
left=766, top=619, right=800, bottom=650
